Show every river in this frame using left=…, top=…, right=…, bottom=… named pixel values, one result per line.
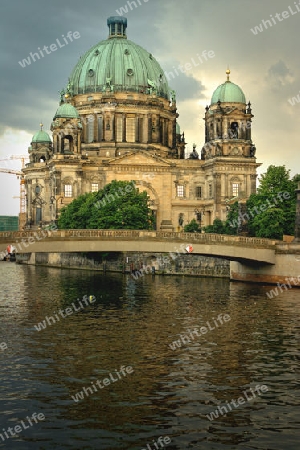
left=0, top=263, right=299, bottom=450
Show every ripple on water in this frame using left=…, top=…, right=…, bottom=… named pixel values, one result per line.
left=0, top=265, right=299, bottom=449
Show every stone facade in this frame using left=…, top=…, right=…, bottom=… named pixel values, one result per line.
left=22, top=17, right=260, bottom=231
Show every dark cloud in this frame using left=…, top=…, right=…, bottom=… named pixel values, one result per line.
left=267, top=60, right=294, bottom=90
left=1, top=0, right=299, bottom=215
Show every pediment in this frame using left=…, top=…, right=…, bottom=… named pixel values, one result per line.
left=106, top=150, right=174, bottom=167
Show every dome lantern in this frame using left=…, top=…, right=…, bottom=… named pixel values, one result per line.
left=107, top=16, right=127, bottom=39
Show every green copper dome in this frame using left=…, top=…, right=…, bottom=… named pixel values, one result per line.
left=54, top=103, right=80, bottom=119
left=68, top=17, right=170, bottom=99
left=32, top=130, right=52, bottom=143
left=211, top=72, right=246, bottom=105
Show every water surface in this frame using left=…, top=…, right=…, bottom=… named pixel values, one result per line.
left=0, top=263, right=299, bottom=449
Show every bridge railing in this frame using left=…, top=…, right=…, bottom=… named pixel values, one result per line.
left=0, top=229, right=278, bottom=248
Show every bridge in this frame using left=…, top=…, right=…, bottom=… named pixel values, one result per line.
left=0, top=229, right=278, bottom=264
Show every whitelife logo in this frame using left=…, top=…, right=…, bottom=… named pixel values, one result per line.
left=250, top=3, right=300, bottom=35
left=18, top=31, right=81, bottom=68
left=0, top=342, right=8, bottom=352
left=168, top=314, right=231, bottom=351
left=33, top=295, right=96, bottom=331
left=288, top=90, right=300, bottom=106
left=140, top=435, right=172, bottom=450
left=206, top=384, right=268, bottom=421
left=266, top=276, right=300, bottom=298
left=0, top=412, right=45, bottom=443
left=71, top=365, right=134, bottom=403
left=116, top=0, right=150, bottom=16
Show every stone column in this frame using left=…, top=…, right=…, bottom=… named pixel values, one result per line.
left=135, top=116, right=139, bottom=143
left=169, top=120, right=176, bottom=149
left=58, top=134, right=62, bottom=153
left=221, top=173, right=226, bottom=198
left=225, top=174, right=228, bottom=197
left=213, top=120, right=217, bottom=139
left=77, top=131, right=81, bottom=153
left=123, top=114, right=126, bottom=142
left=53, top=134, right=58, bottom=153
left=223, top=119, right=228, bottom=138
left=246, top=121, right=252, bottom=141
left=111, top=115, right=115, bottom=141
left=250, top=174, right=257, bottom=194
left=294, top=182, right=300, bottom=242
left=26, top=180, right=32, bottom=225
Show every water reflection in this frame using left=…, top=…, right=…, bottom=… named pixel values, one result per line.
left=0, top=264, right=299, bottom=449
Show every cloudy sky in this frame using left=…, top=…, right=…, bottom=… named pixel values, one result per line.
left=0, top=0, right=299, bottom=215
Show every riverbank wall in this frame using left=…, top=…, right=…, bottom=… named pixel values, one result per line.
left=16, top=251, right=230, bottom=278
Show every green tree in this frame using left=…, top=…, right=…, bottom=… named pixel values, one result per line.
left=223, top=201, right=239, bottom=235
left=204, top=218, right=227, bottom=234
left=257, top=165, right=292, bottom=196
left=245, top=166, right=299, bottom=239
left=248, top=207, right=286, bottom=239
left=183, top=219, right=201, bottom=233
left=58, top=180, right=154, bottom=230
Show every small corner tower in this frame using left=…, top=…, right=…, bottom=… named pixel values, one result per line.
left=51, top=101, right=82, bottom=155
left=202, top=69, right=256, bottom=160
left=29, top=123, right=53, bottom=163
left=201, top=70, right=260, bottom=222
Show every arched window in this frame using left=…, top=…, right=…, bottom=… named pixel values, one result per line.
left=64, top=135, right=74, bottom=153
left=230, top=122, right=238, bottom=139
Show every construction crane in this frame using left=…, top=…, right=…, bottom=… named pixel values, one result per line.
left=0, top=155, right=29, bottom=168
left=0, top=155, right=29, bottom=227
left=0, top=168, right=26, bottom=229
left=0, top=168, right=22, bottom=175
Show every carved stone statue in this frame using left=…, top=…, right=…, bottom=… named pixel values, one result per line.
left=215, top=144, right=222, bottom=156
left=66, top=79, right=73, bottom=98
left=170, top=90, right=176, bottom=103
left=59, top=89, right=65, bottom=104
left=148, top=79, right=157, bottom=95
left=178, top=213, right=184, bottom=226
left=189, top=144, right=199, bottom=159
left=103, top=77, right=114, bottom=92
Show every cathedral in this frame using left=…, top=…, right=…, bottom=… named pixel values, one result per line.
left=22, top=16, right=260, bottom=231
